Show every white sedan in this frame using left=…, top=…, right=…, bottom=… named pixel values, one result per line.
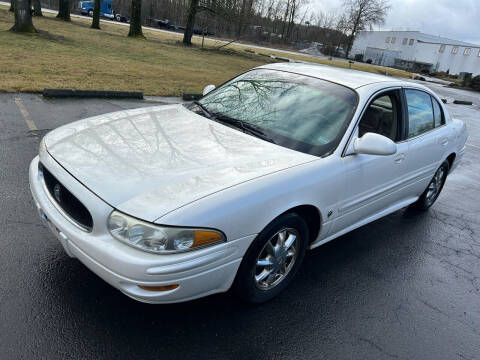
left=29, top=63, right=467, bottom=304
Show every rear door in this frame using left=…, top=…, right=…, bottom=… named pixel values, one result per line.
left=403, top=88, right=449, bottom=196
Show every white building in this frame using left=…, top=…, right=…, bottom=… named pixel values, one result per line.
left=350, top=31, right=480, bottom=76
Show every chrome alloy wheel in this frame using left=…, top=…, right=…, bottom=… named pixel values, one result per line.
left=254, top=228, right=299, bottom=290
left=426, top=167, right=446, bottom=205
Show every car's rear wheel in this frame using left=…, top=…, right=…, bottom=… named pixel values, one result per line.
left=234, top=213, right=309, bottom=304
left=411, top=160, right=449, bottom=211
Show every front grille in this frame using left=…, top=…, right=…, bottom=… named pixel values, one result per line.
left=39, top=162, right=93, bottom=232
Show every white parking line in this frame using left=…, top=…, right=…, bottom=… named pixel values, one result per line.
left=14, top=98, right=38, bottom=131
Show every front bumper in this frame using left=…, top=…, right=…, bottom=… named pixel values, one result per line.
left=29, top=154, right=254, bottom=303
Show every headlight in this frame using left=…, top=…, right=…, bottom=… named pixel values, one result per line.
left=107, top=211, right=225, bottom=254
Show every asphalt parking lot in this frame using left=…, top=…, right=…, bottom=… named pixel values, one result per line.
left=0, top=84, right=479, bottom=359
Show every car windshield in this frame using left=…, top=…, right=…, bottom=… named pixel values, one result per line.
left=192, top=69, right=358, bottom=157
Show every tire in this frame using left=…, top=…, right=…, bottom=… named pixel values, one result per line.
left=115, top=14, right=121, bottom=22
left=411, top=160, right=449, bottom=211
left=234, top=212, right=309, bottom=304
left=88, top=9, right=93, bottom=17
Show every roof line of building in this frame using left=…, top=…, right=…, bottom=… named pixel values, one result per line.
left=357, top=30, right=420, bottom=33
left=357, top=30, right=480, bottom=47
left=417, top=39, right=480, bottom=49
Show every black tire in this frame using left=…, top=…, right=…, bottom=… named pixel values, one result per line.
left=88, top=9, right=93, bottom=17
left=115, top=14, right=121, bottom=22
left=411, top=160, right=449, bottom=211
left=234, top=212, right=309, bottom=304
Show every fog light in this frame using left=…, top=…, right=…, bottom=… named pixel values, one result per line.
left=138, top=284, right=179, bottom=292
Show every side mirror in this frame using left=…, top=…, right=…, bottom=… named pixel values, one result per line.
left=202, top=84, right=216, bottom=96
left=353, top=133, right=397, bottom=156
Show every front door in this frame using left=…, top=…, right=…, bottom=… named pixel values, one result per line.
left=331, top=89, right=410, bottom=234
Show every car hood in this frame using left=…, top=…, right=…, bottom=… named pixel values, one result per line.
left=45, top=104, right=316, bottom=222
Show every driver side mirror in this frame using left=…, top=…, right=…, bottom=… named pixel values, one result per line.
left=353, top=133, right=397, bottom=156
left=202, top=84, right=216, bottom=96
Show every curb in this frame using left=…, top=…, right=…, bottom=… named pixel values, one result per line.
left=43, top=89, right=144, bottom=99
left=182, top=93, right=202, bottom=101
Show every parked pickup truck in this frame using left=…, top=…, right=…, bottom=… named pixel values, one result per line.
left=78, top=0, right=128, bottom=22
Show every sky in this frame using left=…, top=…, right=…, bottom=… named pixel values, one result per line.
left=311, top=0, right=480, bottom=45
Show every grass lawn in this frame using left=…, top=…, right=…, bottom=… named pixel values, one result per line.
left=0, top=6, right=412, bottom=96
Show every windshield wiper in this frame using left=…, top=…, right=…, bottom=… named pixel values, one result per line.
left=213, top=114, right=276, bottom=144
left=242, top=122, right=276, bottom=144
left=192, top=101, right=213, bottom=119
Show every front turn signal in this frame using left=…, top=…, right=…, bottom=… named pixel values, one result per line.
left=193, top=230, right=223, bottom=248
left=139, top=284, right=179, bottom=292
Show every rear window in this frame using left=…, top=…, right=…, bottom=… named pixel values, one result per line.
left=406, top=89, right=434, bottom=137
left=432, top=98, right=444, bottom=127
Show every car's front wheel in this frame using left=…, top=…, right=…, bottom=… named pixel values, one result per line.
left=234, top=213, right=309, bottom=304
left=411, top=160, right=449, bottom=210
left=88, top=9, right=93, bottom=17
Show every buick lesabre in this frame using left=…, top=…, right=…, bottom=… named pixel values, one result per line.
left=29, top=63, right=468, bottom=303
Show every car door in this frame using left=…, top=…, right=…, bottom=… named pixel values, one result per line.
left=403, top=88, right=450, bottom=196
left=330, top=89, right=410, bottom=234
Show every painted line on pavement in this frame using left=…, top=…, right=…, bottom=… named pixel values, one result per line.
left=14, top=98, right=38, bottom=131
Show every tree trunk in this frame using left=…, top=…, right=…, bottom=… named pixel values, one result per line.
left=11, top=0, right=37, bottom=33
left=345, top=12, right=361, bottom=58
left=281, top=0, right=290, bottom=42
left=33, top=0, right=43, bottom=16
left=183, top=0, right=199, bottom=46
left=91, top=0, right=101, bottom=29
left=9, top=0, right=14, bottom=12
left=236, top=0, right=247, bottom=38
left=57, top=0, right=71, bottom=21
left=236, top=0, right=254, bottom=38
left=128, top=0, right=144, bottom=37
left=345, top=24, right=358, bottom=59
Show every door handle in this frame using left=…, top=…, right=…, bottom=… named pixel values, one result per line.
left=394, top=153, right=405, bottom=164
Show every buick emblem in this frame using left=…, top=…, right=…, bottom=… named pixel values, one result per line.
left=53, top=183, right=62, bottom=203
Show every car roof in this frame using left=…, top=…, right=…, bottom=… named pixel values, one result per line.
left=258, top=62, right=403, bottom=89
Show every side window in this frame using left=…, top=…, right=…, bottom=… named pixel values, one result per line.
left=405, top=89, right=434, bottom=137
left=359, top=93, right=399, bottom=142
left=432, top=97, right=444, bottom=127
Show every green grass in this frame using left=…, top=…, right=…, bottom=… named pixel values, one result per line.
left=0, top=8, right=275, bottom=95
left=0, top=6, right=412, bottom=96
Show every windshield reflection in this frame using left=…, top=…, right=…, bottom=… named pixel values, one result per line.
left=196, top=69, right=358, bottom=157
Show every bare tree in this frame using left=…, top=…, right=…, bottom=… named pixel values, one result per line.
left=11, top=0, right=37, bottom=32
left=33, top=0, right=43, bottom=16
left=343, top=0, right=390, bottom=57
left=128, top=0, right=144, bottom=37
left=183, top=0, right=199, bottom=45
left=57, top=0, right=72, bottom=21
left=236, top=0, right=254, bottom=38
left=91, top=0, right=101, bottom=29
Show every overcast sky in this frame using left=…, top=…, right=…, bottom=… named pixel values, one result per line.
left=312, top=0, right=480, bottom=44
